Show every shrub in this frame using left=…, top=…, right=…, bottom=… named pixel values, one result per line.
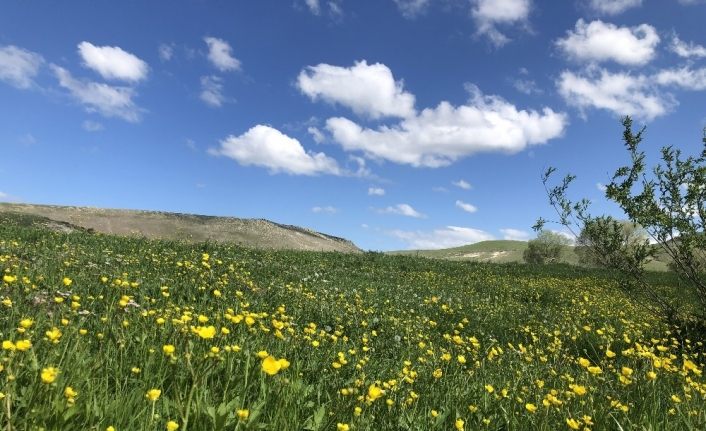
left=536, top=116, right=706, bottom=333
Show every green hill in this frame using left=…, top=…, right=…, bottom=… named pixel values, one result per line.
left=389, top=239, right=671, bottom=270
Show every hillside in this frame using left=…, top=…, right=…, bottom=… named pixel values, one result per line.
left=389, top=239, right=671, bottom=271
left=0, top=210, right=701, bottom=430
left=0, top=202, right=360, bottom=253
left=388, top=240, right=574, bottom=263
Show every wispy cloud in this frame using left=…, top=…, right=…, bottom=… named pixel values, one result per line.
left=456, top=200, right=478, bottom=214
left=377, top=203, right=426, bottom=218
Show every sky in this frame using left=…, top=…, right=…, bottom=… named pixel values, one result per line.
left=1, top=0, right=705, bottom=251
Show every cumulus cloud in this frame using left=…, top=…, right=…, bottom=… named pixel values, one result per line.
left=82, top=120, right=104, bottom=132
left=325, top=83, right=566, bottom=167
left=453, top=180, right=472, bottom=190
left=557, top=68, right=675, bottom=121
left=556, top=19, right=660, bottom=65
left=500, top=228, right=531, bottom=241
left=587, top=0, right=642, bottom=15
left=297, top=61, right=416, bottom=119
left=312, top=206, right=338, bottom=214
left=456, top=200, right=478, bottom=213
left=471, top=0, right=531, bottom=47
left=655, top=67, right=706, bottom=91
left=78, top=42, right=148, bottom=82
left=52, top=65, right=142, bottom=122
left=0, top=45, right=44, bottom=89
left=200, top=75, right=226, bottom=107
left=378, top=203, right=426, bottom=218
left=670, top=35, right=706, bottom=58
left=368, top=187, right=385, bottom=196
left=393, top=0, right=431, bottom=18
left=204, top=37, right=241, bottom=72
left=210, top=125, right=341, bottom=175
left=390, top=226, right=494, bottom=249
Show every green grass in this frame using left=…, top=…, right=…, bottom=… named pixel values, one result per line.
left=0, top=214, right=704, bottom=430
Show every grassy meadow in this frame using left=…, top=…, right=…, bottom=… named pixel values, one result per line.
left=0, top=213, right=705, bottom=430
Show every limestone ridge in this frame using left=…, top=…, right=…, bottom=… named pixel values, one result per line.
left=0, top=203, right=360, bottom=253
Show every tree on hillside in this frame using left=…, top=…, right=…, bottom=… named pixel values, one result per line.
left=523, top=230, right=571, bottom=264
left=575, top=220, right=648, bottom=267
left=535, top=116, right=706, bottom=334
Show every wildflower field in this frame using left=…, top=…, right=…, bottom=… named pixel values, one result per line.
left=1, top=213, right=705, bottom=430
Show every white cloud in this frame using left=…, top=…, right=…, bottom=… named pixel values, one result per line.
left=368, top=187, right=385, bottom=196
left=557, top=68, right=675, bottom=121
left=328, top=0, right=343, bottom=17
left=453, top=179, right=472, bottom=190
left=326, top=83, right=566, bottom=167
left=82, top=120, right=104, bottom=132
left=655, top=67, right=706, bottom=91
left=587, top=0, right=642, bottom=15
left=204, top=37, right=241, bottom=72
left=0, top=191, right=8, bottom=199
left=0, top=45, right=43, bottom=89
left=393, top=0, right=431, bottom=18
left=556, top=19, right=659, bottom=66
left=432, top=186, right=449, bottom=193
left=500, top=228, right=531, bottom=241
left=200, top=75, right=226, bottom=107
left=210, top=125, right=341, bottom=176
left=456, top=200, right=478, bottom=213
left=390, top=226, right=494, bottom=249
left=597, top=182, right=608, bottom=192
left=378, top=203, right=426, bottom=218
left=308, top=126, right=326, bottom=143
left=305, top=0, right=321, bottom=14
left=78, top=42, right=148, bottom=82
left=512, top=78, right=543, bottom=95
left=312, top=205, right=338, bottom=214
left=158, top=43, right=174, bottom=61
left=471, top=0, right=531, bottom=47
left=670, top=35, right=706, bottom=58
left=52, top=65, right=142, bottom=122
left=297, top=61, right=416, bottom=119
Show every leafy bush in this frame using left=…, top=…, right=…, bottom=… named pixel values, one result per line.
left=523, top=230, right=570, bottom=264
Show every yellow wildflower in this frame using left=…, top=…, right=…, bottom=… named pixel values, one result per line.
left=146, top=389, right=161, bottom=401
left=261, top=356, right=282, bottom=375
left=41, top=367, right=59, bottom=384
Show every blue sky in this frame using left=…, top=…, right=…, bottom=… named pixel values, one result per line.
left=1, top=0, right=705, bottom=251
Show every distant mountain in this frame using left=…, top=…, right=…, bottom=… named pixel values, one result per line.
left=388, top=239, right=670, bottom=271
left=0, top=203, right=360, bottom=253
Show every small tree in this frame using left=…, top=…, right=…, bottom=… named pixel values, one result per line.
left=575, top=220, right=648, bottom=267
left=536, top=116, right=706, bottom=332
left=523, top=230, right=571, bottom=264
